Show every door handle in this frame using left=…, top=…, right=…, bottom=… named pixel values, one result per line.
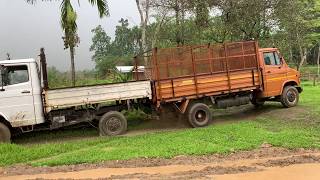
left=21, top=90, right=31, bottom=94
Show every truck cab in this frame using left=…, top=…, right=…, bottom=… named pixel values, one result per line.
left=257, top=48, right=302, bottom=106
left=0, top=59, right=45, bottom=128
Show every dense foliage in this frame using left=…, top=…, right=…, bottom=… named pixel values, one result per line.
left=90, top=0, right=320, bottom=78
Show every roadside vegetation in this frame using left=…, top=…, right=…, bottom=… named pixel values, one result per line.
left=28, top=0, right=320, bottom=88
left=0, top=81, right=319, bottom=167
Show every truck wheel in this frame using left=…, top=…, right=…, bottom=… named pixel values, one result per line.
left=188, top=103, right=212, bottom=128
left=281, top=86, right=299, bottom=108
left=0, top=122, right=11, bottom=143
left=99, top=111, right=127, bottom=136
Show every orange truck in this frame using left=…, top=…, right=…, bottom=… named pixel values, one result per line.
left=135, top=40, right=302, bottom=127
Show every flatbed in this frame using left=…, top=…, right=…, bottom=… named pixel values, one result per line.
left=45, top=81, right=152, bottom=112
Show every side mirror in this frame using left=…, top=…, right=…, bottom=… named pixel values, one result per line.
left=280, top=57, right=284, bottom=64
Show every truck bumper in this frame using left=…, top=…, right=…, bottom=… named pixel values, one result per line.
left=295, top=86, right=303, bottom=93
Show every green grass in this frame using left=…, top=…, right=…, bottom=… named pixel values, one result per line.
left=0, top=83, right=319, bottom=167
left=300, top=65, right=319, bottom=75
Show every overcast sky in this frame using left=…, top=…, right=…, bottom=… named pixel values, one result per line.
left=0, top=0, right=140, bottom=71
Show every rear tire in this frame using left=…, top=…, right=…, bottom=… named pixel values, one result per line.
left=281, top=86, right=299, bottom=108
left=187, top=103, right=212, bottom=128
left=99, top=111, right=127, bottom=136
left=0, top=122, right=11, bottom=143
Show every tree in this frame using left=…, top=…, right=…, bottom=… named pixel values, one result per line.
left=90, top=25, right=115, bottom=77
left=90, top=25, right=112, bottom=62
left=152, top=0, right=190, bottom=46
left=217, top=0, right=275, bottom=41
left=90, top=20, right=141, bottom=78
left=136, top=0, right=150, bottom=54
left=27, top=0, right=109, bottom=86
left=275, top=0, right=320, bottom=70
left=113, top=18, right=141, bottom=56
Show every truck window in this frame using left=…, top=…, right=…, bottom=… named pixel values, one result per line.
left=264, top=52, right=281, bottom=66
left=2, top=65, right=29, bottom=86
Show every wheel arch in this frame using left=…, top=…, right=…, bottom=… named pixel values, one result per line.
left=0, top=113, right=12, bottom=130
left=281, top=80, right=302, bottom=94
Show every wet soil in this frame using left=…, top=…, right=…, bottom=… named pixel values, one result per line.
left=1, top=147, right=320, bottom=180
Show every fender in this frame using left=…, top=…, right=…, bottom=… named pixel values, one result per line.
left=0, top=112, right=12, bottom=129
left=280, top=80, right=302, bottom=94
left=0, top=112, right=9, bottom=122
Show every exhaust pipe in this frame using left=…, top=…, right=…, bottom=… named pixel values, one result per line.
left=39, top=48, right=49, bottom=90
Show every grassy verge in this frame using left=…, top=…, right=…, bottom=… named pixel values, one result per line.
left=0, top=83, right=319, bottom=167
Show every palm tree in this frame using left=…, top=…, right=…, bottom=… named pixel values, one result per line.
left=27, top=0, right=109, bottom=87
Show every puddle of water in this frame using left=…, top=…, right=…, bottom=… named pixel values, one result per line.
left=215, top=163, right=320, bottom=180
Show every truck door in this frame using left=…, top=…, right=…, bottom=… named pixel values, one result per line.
left=263, top=51, right=287, bottom=97
left=0, top=64, right=36, bottom=127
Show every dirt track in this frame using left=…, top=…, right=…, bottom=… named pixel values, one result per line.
left=1, top=147, right=320, bottom=180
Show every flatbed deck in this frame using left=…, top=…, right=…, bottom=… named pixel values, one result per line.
left=45, top=81, right=152, bottom=112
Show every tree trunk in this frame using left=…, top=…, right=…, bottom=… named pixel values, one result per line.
left=297, top=46, right=306, bottom=71
left=135, top=0, right=149, bottom=53
left=135, top=0, right=150, bottom=78
left=289, top=48, right=293, bottom=64
left=174, top=0, right=181, bottom=46
left=152, top=13, right=167, bottom=48
left=70, top=47, right=76, bottom=87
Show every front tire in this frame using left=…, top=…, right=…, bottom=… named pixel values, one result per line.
left=187, top=103, right=212, bottom=128
left=281, top=86, right=299, bottom=108
left=0, top=122, right=11, bottom=143
left=99, top=111, right=127, bottom=136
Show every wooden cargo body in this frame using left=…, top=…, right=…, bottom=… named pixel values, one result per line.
left=145, top=41, right=262, bottom=105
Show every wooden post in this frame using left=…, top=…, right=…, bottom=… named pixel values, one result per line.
left=309, top=73, right=311, bottom=81
left=191, top=47, right=199, bottom=97
left=224, top=43, right=231, bottom=92
left=134, top=57, right=139, bottom=81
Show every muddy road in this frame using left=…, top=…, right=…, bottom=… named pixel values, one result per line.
left=1, top=147, right=320, bottom=180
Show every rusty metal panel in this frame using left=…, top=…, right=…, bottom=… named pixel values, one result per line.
left=45, top=81, right=152, bottom=113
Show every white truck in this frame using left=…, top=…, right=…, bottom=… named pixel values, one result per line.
left=0, top=58, right=152, bottom=143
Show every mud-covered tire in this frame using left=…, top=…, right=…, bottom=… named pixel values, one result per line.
left=187, top=103, right=212, bottom=128
left=281, top=86, right=299, bottom=108
left=0, top=122, right=11, bottom=143
left=99, top=111, right=127, bottom=136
